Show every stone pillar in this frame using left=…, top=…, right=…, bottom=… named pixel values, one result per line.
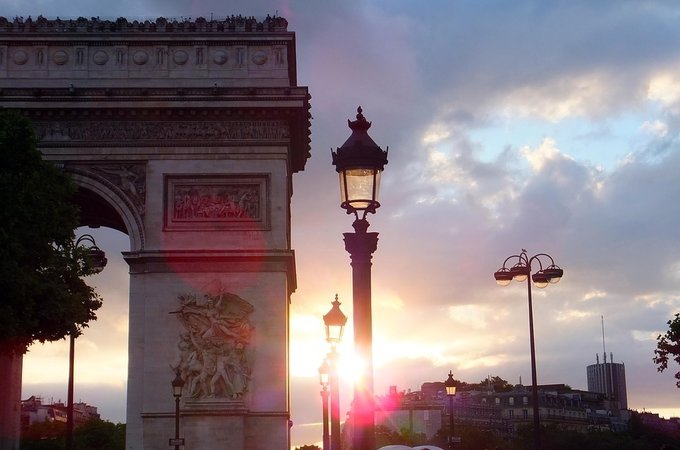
left=0, top=349, right=22, bottom=450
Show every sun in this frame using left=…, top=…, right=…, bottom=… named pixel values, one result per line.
left=335, top=348, right=367, bottom=386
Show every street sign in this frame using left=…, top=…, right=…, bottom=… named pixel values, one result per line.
left=169, top=438, right=185, bottom=446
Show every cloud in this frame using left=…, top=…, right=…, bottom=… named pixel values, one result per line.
left=10, top=1, right=680, bottom=444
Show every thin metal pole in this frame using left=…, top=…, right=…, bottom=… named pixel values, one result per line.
left=526, top=274, right=540, bottom=450
left=330, top=349, right=341, bottom=450
left=174, top=395, right=180, bottom=450
left=448, top=395, right=454, bottom=450
left=321, top=385, right=330, bottom=450
left=66, top=333, right=75, bottom=450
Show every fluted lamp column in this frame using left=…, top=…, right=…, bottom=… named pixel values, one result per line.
left=331, top=106, right=388, bottom=450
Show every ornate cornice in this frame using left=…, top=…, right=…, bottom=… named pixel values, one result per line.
left=0, top=15, right=288, bottom=34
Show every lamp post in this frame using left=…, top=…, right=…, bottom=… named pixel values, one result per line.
left=171, top=369, right=185, bottom=450
left=493, top=249, right=563, bottom=450
left=66, top=234, right=107, bottom=450
left=323, top=295, right=347, bottom=450
left=444, top=371, right=456, bottom=450
left=319, top=359, right=331, bottom=450
left=331, top=106, right=388, bottom=450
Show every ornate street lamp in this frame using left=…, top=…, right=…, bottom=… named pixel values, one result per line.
left=331, top=106, right=388, bottom=450
left=170, top=369, right=185, bottom=450
left=66, top=234, right=107, bottom=450
left=444, top=371, right=456, bottom=450
left=324, top=294, right=348, bottom=346
left=319, top=359, right=331, bottom=450
left=493, top=249, right=563, bottom=450
left=323, top=296, right=347, bottom=450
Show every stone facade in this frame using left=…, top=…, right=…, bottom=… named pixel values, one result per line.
left=0, top=15, right=311, bottom=450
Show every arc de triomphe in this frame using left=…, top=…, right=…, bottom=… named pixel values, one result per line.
left=0, top=16, right=311, bottom=450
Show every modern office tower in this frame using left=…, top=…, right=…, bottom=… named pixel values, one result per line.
left=587, top=352, right=627, bottom=409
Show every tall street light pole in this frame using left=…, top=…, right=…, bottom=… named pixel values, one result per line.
left=444, top=371, right=457, bottom=450
left=171, top=369, right=185, bottom=450
left=323, top=295, right=347, bottom=450
left=66, top=234, right=107, bottom=450
left=332, top=107, right=388, bottom=450
left=319, top=359, right=330, bottom=450
left=494, top=249, right=563, bottom=450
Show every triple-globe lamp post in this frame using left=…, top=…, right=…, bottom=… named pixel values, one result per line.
left=323, top=295, right=347, bottom=450
left=331, top=106, right=388, bottom=450
left=493, top=249, right=563, bottom=450
left=66, top=234, right=107, bottom=450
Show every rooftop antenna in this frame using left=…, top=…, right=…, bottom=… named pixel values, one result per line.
left=601, top=315, right=607, bottom=364
left=601, top=315, right=610, bottom=401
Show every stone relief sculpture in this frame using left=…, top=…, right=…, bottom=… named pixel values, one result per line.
left=34, top=120, right=289, bottom=142
left=173, top=184, right=259, bottom=221
left=93, top=164, right=146, bottom=215
left=171, top=289, right=254, bottom=400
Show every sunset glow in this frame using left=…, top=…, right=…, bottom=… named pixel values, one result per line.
left=7, top=2, right=680, bottom=449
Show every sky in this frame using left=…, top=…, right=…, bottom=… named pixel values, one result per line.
left=6, top=0, right=680, bottom=447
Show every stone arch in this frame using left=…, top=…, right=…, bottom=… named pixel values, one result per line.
left=1, top=15, right=310, bottom=450
left=67, top=168, right=145, bottom=251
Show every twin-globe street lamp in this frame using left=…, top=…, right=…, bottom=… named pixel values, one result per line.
left=332, top=106, right=388, bottom=450
left=323, top=295, right=348, bottom=450
left=66, top=234, right=107, bottom=450
left=493, top=249, right=563, bottom=450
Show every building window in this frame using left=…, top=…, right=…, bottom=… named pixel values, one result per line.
left=495, top=397, right=500, bottom=405
left=523, top=396, right=528, bottom=405
left=523, top=409, right=528, bottom=419
left=508, top=410, right=514, bottom=418
left=509, top=397, right=514, bottom=405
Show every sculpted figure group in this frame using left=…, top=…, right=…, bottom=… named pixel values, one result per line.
left=173, top=290, right=254, bottom=400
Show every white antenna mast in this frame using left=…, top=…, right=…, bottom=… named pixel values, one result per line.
left=601, top=315, right=610, bottom=400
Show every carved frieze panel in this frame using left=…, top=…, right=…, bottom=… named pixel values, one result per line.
left=172, top=288, right=254, bottom=401
left=32, top=120, right=289, bottom=145
left=1, top=44, right=288, bottom=73
left=164, top=175, right=269, bottom=231
left=0, top=16, right=292, bottom=78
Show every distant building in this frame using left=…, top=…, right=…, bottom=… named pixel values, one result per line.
left=349, top=378, right=630, bottom=443
left=587, top=352, right=627, bottom=409
left=373, top=385, right=442, bottom=439
left=21, top=396, right=100, bottom=434
left=636, top=411, right=680, bottom=438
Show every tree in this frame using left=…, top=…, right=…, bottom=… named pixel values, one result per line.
left=21, top=419, right=125, bottom=450
left=653, top=313, right=680, bottom=387
left=0, top=110, right=102, bottom=449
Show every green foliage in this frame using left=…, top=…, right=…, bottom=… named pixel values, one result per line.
left=654, top=313, right=680, bottom=387
left=21, top=419, right=125, bottom=450
left=294, top=446, right=321, bottom=450
left=0, top=110, right=102, bottom=353
left=73, top=419, right=125, bottom=450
